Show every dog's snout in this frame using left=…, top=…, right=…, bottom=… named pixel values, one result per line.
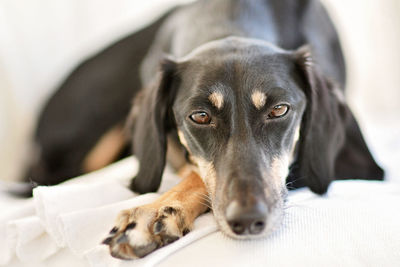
left=225, top=200, right=268, bottom=235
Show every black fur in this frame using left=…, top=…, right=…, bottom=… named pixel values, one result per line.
left=26, top=0, right=383, bottom=201
left=286, top=46, right=383, bottom=194
left=129, top=59, right=179, bottom=193
left=24, top=10, right=174, bottom=188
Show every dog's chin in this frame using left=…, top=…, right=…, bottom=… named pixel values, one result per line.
left=212, top=201, right=286, bottom=240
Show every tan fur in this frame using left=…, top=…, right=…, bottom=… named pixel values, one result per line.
left=166, top=135, right=187, bottom=171
left=177, top=130, right=189, bottom=150
left=160, top=169, right=209, bottom=221
left=105, top=168, right=208, bottom=259
left=208, top=91, right=224, bottom=109
left=270, top=155, right=290, bottom=186
left=289, top=126, right=300, bottom=164
left=251, top=90, right=267, bottom=110
left=82, top=124, right=126, bottom=172
left=189, top=156, right=217, bottom=197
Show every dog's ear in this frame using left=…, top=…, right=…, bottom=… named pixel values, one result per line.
left=288, top=45, right=384, bottom=194
left=334, top=110, right=384, bottom=181
left=128, top=58, right=178, bottom=193
left=288, top=45, right=347, bottom=194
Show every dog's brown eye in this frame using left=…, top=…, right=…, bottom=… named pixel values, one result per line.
left=190, top=112, right=211, bottom=124
left=268, top=104, right=289, bottom=119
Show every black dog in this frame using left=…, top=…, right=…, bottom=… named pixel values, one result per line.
left=25, top=0, right=383, bottom=259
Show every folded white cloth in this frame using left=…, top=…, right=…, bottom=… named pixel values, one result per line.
left=60, top=193, right=159, bottom=256
left=8, top=216, right=58, bottom=262
left=33, top=181, right=135, bottom=247
left=0, top=199, right=35, bottom=265
left=0, top=156, right=399, bottom=267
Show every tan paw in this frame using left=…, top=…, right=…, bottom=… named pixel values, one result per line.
left=102, top=204, right=191, bottom=260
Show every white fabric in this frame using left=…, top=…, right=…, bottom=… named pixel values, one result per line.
left=160, top=182, right=400, bottom=267
left=0, top=200, right=35, bottom=265
left=33, top=181, right=134, bottom=247
left=0, top=156, right=400, bottom=267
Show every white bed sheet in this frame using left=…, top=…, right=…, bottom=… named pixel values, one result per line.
left=1, top=157, right=399, bottom=267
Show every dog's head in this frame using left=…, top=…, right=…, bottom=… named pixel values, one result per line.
left=130, top=37, right=382, bottom=238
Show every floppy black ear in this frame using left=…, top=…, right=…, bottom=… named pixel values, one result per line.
left=129, top=58, right=178, bottom=194
left=334, top=110, right=384, bottom=181
left=289, top=46, right=344, bottom=194
left=288, top=46, right=384, bottom=194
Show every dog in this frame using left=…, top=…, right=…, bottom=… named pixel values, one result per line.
left=24, top=0, right=384, bottom=259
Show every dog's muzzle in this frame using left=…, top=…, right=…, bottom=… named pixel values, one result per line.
left=215, top=139, right=283, bottom=237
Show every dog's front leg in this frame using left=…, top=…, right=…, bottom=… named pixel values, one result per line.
left=103, top=169, right=209, bottom=260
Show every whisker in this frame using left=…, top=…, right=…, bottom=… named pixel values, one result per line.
left=198, top=200, right=213, bottom=210
left=192, top=192, right=212, bottom=202
left=285, top=176, right=306, bottom=190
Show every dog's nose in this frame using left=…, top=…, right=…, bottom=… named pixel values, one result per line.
left=225, top=200, right=268, bottom=235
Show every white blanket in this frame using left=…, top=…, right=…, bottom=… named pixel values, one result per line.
left=1, top=157, right=399, bottom=267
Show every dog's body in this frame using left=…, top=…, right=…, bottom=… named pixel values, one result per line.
left=26, top=0, right=383, bottom=259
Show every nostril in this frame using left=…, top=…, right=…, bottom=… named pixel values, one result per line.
left=225, top=200, right=268, bottom=235
left=229, top=221, right=245, bottom=235
left=250, top=220, right=265, bottom=234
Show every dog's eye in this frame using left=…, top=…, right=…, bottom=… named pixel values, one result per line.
left=267, top=104, right=289, bottom=119
left=190, top=111, right=211, bottom=124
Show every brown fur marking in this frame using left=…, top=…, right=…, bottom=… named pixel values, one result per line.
left=82, top=124, right=127, bottom=172
left=251, top=90, right=267, bottom=110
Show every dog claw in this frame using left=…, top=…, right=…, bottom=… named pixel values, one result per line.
left=116, top=233, right=129, bottom=244
left=153, top=220, right=164, bottom=234
left=109, top=227, right=118, bottom=234
left=183, top=228, right=190, bottom=236
left=102, top=236, right=113, bottom=245
left=163, top=206, right=177, bottom=215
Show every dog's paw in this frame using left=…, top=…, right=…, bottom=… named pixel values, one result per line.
left=102, top=204, right=191, bottom=260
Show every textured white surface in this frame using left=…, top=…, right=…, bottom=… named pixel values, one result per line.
left=160, top=182, right=400, bottom=267
left=0, top=157, right=399, bottom=267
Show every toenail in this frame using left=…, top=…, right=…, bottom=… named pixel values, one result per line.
left=109, top=227, right=118, bottom=234
left=116, top=233, right=129, bottom=244
left=102, top=237, right=113, bottom=245
left=183, top=228, right=190, bottom=236
left=164, top=206, right=177, bottom=214
left=125, top=222, right=136, bottom=230
left=153, top=220, right=164, bottom=234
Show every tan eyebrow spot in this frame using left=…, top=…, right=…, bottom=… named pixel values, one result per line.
left=251, top=90, right=267, bottom=110
left=208, top=91, right=224, bottom=109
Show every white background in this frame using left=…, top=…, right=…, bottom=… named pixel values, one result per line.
left=0, top=0, right=399, bottom=182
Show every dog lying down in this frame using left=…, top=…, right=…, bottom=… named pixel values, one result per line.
left=25, top=0, right=383, bottom=260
